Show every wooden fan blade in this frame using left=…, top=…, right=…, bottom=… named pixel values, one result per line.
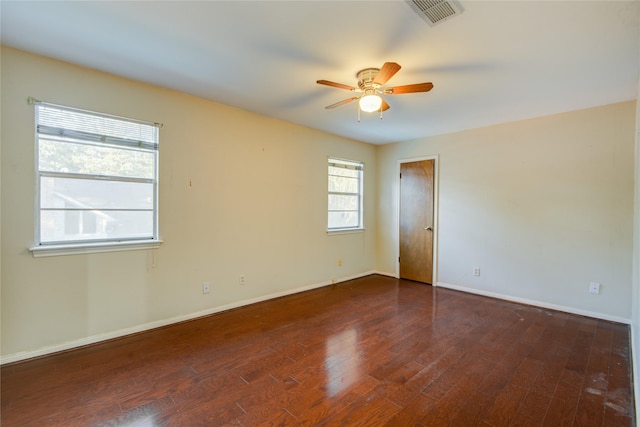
left=325, top=97, right=359, bottom=109
left=317, top=80, right=357, bottom=91
left=385, top=82, right=434, bottom=95
left=373, top=62, right=401, bottom=86
left=381, top=98, right=390, bottom=112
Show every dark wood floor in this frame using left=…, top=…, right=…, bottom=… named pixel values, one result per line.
left=1, top=275, right=634, bottom=426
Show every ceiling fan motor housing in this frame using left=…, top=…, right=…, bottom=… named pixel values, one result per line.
left=357, top=68, right=381, bottom=93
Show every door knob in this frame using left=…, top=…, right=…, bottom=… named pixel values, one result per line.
left=424, top=226, right=432, bottom=231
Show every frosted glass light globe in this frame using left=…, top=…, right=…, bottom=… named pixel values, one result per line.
left=359, top=94, right=382, bottom=112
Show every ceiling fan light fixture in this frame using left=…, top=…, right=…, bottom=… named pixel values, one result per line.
left=359, top=94, right=382, bottom=112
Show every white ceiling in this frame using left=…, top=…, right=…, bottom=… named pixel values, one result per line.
left=1, top=1, right=639, bottom=144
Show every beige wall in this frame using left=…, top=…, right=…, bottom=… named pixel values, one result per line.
left=377, top=102, right=635, bottom=320
left=1, top=47, right=377, bottom=359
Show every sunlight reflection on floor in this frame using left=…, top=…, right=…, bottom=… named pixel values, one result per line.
left=324, top=328, right=361, bottom=397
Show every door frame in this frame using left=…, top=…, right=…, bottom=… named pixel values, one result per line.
left=396, top=155, right=440, bottom=285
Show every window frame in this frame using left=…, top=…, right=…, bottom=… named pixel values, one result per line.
left=327, top=157, right=364, bottom=233
left=29, top=100, right=162, bottom=257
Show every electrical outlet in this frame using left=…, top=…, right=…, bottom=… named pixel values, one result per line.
left=589, top=282, right=600, bottom=294
left=202, top=282, right=210, bottom=294
left=473, top=267, right=481, bottom=277
left=239, top=275, right=246, bottom=285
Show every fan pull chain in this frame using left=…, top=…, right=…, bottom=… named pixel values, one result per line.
left=357, top=107, right=361, bottom=123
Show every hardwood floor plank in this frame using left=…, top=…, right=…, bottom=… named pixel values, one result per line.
left=448, top=390, right=500, bottom=426
left=385, top=344, right=467, bottom=407
left=510, top=390, right=553, bottom=427
left=398, top=347, right=496, bottom=425
left=1, top=275, right=633, bottom=427
left=565, top=329, right=596, bottom=376
left=235, top=375, right=299, bottom=425
left=383, top=393, right=438, bottom=426
left=285, top=375, right=380, bottom=426
left=531, top=359, right=567, bottom=397
left=481, top=383, right=529, bottom=426
left=540, top=368, right=582, bottom=426
left=480, top=356, right=545, bottom=427
left=322, top=384, right=402, bottom=426
left=574, top=390, right=606, bottom=427
left=118, top=395, right=176, bottom=423
left=542, top=396, right=579, bottom=427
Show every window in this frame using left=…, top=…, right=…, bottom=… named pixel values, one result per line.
left=328, top=158, right=363, bottom=231
left=32, top=101, right=160, bottom=255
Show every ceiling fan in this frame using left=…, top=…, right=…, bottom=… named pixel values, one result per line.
left=316, top=62, right=433, bottom=115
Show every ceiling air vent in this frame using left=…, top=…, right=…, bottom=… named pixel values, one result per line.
left=407, top=0, right=463, bottom=26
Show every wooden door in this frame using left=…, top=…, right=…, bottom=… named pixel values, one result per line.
left=399, top=160, right=435, bottom=284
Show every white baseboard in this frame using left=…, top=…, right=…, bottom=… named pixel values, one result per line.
left=1, top=270, right=377, bottom=365
left=373, top=270, right=399, bottom=279
left=436, top=281, right=631, bottom=325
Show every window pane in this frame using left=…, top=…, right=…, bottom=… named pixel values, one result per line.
left=328, top=211, right=359, bottom=229
left=39, top=138, right=155, bottom=179
left=40, top=210, right=154, bottom=243
left=329, top=165, right=359, bottom=178
left=41, top=177, right=153, bottom=210
left=328, top=194, right=359, bottom=211
left=328, top=175, right=359, bottom=193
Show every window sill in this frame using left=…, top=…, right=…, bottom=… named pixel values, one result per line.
left=30, top=240, right=163, bottom=258
left=327, top=228, right=365, bottom=236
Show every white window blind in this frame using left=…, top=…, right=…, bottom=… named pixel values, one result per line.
left=34, top=101, right=160, bottom=248
left=328, top=158, right=363, bottom=231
